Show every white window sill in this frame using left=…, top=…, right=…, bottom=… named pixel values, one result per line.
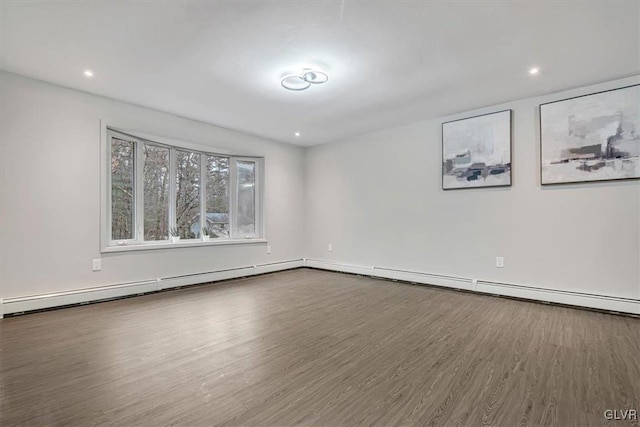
left=101, top=238, right=268, bottom=253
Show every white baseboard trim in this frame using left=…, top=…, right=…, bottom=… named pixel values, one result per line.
left=475, top=280, right=640, bottom=315
left=2, top=280, right=160, bottom=315
left=304, top=259, right=640, bottom=315
left=4, top=258, right=637, bottom=317
left=2, top=259, right=304, bottom=316
left=304, top=259, right=374, bottom=276
left=374, top=266, right=476, bottom=292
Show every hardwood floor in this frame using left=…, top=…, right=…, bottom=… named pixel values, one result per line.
left=1, top=268, right=638, bottom=426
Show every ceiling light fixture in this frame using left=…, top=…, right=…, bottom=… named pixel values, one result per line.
left=281, top=68, right=328, bottom=91
left=529, top=67, right=540, bottom=75
left=294, top=132, right=301, bottom=137
left=84, top=70, right=94, bottom=78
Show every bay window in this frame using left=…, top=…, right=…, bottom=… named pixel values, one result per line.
left=105, top=128, right=263, bottom=250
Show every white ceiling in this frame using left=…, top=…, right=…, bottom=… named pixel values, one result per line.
left=1, top=1, right=639, bottom=147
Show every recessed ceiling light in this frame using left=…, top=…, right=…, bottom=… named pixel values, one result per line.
left=294, top=132, right=301, bottom=137
left=84, top=70, right=94, bottom=78
left=529, top=67, right=540, bottom=75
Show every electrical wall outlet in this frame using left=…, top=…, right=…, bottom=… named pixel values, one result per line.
left=328, top=243, right=333, bottom=252
left=496, top=256, right=504, bottom=268
left=92, top=259, right=102, bottom=271
left=266, top=245, right=272, bottom=254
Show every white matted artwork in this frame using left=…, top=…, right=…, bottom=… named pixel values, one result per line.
left=540, top=84, right=640, bottom=185
left=442, top=110, right=512, bottom=190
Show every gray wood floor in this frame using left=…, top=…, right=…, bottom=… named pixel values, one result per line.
left=1, top=268, right=638, bottom=426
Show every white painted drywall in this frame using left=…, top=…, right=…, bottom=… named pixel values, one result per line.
left=2, top=71, right=639, bottom=307
left=0, top=71, right=305, bottom=300
left=305, top=75, right=640, bottom=301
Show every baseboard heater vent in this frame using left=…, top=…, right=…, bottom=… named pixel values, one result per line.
left=2, top=259, right=304, bottom=317
left=475, top=279, right=640, bottom=316
left=373, top=266, right=475, bottom=291
left=304, top=259, right=374, bottom=276
left=303, top=259, right=639, bottom=316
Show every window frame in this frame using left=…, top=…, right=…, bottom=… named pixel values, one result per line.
left=141, top=142, right=171, bottom=242
left=174, top=148, right=203, bottom=241
left=232, top=157, right=262, bottom=239
left=101, top=124, right=265, bottom=253
left=108, top=136, right=138, bottom=244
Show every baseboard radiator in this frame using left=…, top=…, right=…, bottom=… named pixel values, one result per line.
left=2, top=258, right=637, bottom=318
left=303, top=259, right=640, bottom=315
left=1, top=259, right=304, bottom=317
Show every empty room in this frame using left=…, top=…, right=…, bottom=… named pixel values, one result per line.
left=1, top=1, right=639, bottom=426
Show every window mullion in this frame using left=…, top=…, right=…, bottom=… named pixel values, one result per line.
left=256, top=159, right=262, bottom=238
left=106, top=135, right=113, bottom=243
left=229, top=157, right=237, bottom=239
left=200, top=154, right=206, bottom=239
left=169, top=147, right=177, bottom=234
left=135, top=141, right=145, bottom=242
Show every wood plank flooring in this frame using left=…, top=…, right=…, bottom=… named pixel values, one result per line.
left=1, top=268, right=638, bottom=426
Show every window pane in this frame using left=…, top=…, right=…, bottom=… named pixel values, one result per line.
left=143, top=144, right=170, bottom=240
left=236, top=160, right=256, bottom=236
left=205, top=156, right=230, bottom=238
left=111, top=138, right=135, bottom=240
left=176, top=150, right=200, bottom=239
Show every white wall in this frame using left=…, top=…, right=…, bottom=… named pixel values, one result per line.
left=0, top=71, right=305, bottom=302
left=1, top=71, right=638, bottom=315
left=305, top=76, right=640, bottom=302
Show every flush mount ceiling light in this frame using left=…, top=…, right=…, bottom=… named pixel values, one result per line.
left=281, top=68, right=329, bottom=91
left=529, top=67, right=540, bottom=75
left=84, top=70, right=94, bottom=78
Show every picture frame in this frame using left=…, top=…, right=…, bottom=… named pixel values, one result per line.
left=442, top=109, right=512, bottom=190
left=539, top=84, right=640, bottom=185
